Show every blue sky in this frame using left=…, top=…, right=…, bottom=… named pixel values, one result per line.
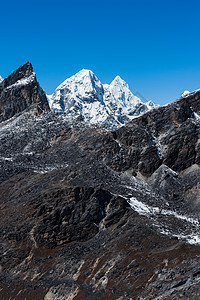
left=1, top=0, right=200, bottom=105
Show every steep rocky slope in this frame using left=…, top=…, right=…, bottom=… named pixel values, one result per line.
left=0, top=63, right=200, bottom=299
left=0, top=62, right=49, bottom=122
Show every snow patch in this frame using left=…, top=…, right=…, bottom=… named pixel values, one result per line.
left=0, top=157, right=13, bottom=161
left=5, top=73, right=36, bottom=90
left=128, top=197, right=199, bottom=225
left=150, top=132, right=162, bottom=157
left=181, top=90, right=190, bottom=97
left=33, top=164, right=68, bottom=174
left=193, top=112, right=200, bottom=122
left=128, top=197, right=200, bottom=245
left=128, top=197, right=159, bottom=216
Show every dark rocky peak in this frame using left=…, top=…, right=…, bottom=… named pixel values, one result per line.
left=0, top=62, right=49, bottom=122
left=0, top=61, right=34, bottom=89
left=128, top=89, right=200, bottom=134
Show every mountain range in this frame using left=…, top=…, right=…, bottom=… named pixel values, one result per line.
left=47, top=69, right=157, bottom=129
left=0, top=62, right=200, bottom=299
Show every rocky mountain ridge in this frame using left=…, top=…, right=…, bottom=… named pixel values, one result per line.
left=0, top=62, right=49, bottom=122
left=0, top=62, right=200, bottom=299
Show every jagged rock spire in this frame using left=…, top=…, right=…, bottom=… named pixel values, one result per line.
left=0, top=62, right=49, bottom=122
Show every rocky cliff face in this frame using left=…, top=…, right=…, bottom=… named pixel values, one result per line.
left=0, top=64, right=200, bottom=299
left=0, top=62, right=49, bottom=122
left=110, top=90, right=200, bottom=175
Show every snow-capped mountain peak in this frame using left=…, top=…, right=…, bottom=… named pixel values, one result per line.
left=48, top=70, right=157, bottom=129
left=0, top=76, right=4, bottom=83
left=56, top=69, right=102, bottom=94
left=110, top=75, right=128, bottom=87
left=105, top=75, right=141, bottom=108
left=48, top=69, right=104, bottom=115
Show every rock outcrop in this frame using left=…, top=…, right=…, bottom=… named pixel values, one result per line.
left=0, top=62, right=49, bottom=122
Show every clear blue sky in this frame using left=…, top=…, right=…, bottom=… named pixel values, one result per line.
left=1, top=0, right=200, bottom=105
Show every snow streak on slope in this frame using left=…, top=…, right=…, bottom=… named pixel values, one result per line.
left=127, top=197, right=200, bottom=246
left=5, top=73, right=36, bottom=90
left=48, top=69, right=158, bottom=129
left=0, top=76, right=3, bottom=83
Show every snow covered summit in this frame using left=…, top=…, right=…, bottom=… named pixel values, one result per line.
left=48, top=69, right=158, bottom=129
left=181, top=90, right=190, bottom=97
